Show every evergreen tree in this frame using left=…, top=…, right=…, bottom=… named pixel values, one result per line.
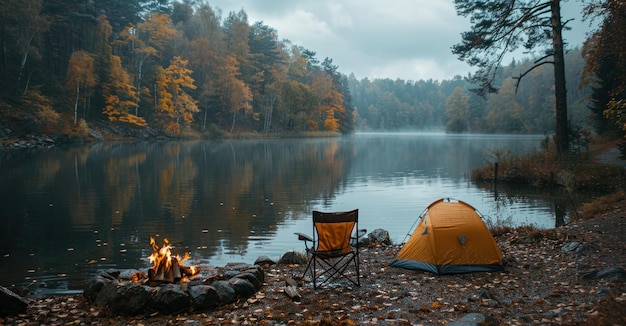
left=452, top=0, right=572, bottom=153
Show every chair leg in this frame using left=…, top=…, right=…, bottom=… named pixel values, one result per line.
left=355, top=252, right=360, bottom=286
left=313, top=255, right=318, bottom=289
left=308, top=254, right=360, bottom=288
left=300, top=259, right=313, bottom=283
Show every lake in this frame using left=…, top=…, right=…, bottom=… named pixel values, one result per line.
left=0, top=132, right=568, bottom=295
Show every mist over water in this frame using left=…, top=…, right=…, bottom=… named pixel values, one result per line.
left=0, top=133, right=565, bottom=294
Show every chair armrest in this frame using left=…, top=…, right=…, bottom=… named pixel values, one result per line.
left=295, top=232, right=314, bottom=242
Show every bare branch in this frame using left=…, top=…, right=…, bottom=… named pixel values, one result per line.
left=512, top=60, right=554, bottom=93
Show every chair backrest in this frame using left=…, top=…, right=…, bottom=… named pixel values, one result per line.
left=312, top=209, right=358, bottom=255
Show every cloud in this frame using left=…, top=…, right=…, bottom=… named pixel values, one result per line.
left=208, top=0, right=591, bottom=82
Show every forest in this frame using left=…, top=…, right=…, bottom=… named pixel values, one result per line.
left=0, top=0, right=623, bottom=141
left=351, top=48, right=590, bottom=134
left=0, top=0, right=356, bottom=138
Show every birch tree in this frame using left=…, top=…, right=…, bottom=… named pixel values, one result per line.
left=66, top=51, right=96, bottom=125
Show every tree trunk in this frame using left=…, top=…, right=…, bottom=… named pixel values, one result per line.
left=551, top=0, right=569, bottom=154
left=16, top=33, right=33, bottom=94
left=202, top=104, right=208, bottom=132
left=22, top=71, right=32, bottom=95
left=136, top=58, right=144, bottom=116
left=263, top=95, right=276, bottom=133
left=230, top=110, right=237, bottom=133
left=74, top=82, right=80, bottom=125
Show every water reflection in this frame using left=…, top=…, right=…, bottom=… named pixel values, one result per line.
left=0, top=133, right=564, bottom=292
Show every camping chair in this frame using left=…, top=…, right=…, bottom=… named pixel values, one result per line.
left=295, top=209, right=365, bottom=289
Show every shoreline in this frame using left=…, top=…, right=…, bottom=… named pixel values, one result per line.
left=1, top=205, right=625, bottom=325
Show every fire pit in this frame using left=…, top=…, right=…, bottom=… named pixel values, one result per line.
left=83, top=237, right=265, bottom=315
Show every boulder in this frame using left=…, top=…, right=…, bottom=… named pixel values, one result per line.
left=188, top=285, right=220, bottom=310
left=242, top=266, right=265, bottom=283
left=254, top=255, right=276, bottom=266
left=579, top=267, right=626, bottom=282
left=233, top=272, right=262, bottom=290
left=229, top=277, right=257, bottom=298
left=83, top=274, right=115, bottom=302
left=95, top=282, right=151, bottom=315
left=368, top=228, right=391, bottom=245
left=278, top=251, right=307, bottom=264
left=561, top=241, right=592, bottom=255
left=152, top=284, right=191, bottom=314
left=212, top=280, right=237, bottom=304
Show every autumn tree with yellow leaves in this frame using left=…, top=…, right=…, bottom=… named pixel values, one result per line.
left=154, top=56, right=199, bottom=136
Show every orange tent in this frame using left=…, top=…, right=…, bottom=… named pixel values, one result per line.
left=390, top=198, right=504, bottom=274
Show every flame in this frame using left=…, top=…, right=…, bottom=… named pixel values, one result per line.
left=148, top=237, right=173, bottom=271
left=180, top=251, right=198, bottom=274
left=148, top=237, right=197, bottom=276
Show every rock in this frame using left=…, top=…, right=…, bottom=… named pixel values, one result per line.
left=212, top=280, right=236, bottom=304
left=224, top=270, right=242, bottom=279
left=368, top=228, right=391, bottom=245
left=152, top=284, right=191, bottom=314
left=278, top=251, right=307, bottom=264
left=478, top=289, right=495, bottom=300
left=95, top=282, right=151, bottom=315
left=117, top=269, right=144, bottom=280
left=105, top=269, right=121, bottom=278
left=83, top=274, right=115, bottom=302
left=358, top=236, right=370, bottom=247
left=233, top=272, right=262, bottom=290
left=0, top=286, right=29, bottom=317
left=579, top=267, right=626, bottom=281
left=561, top=241, right=591, bottom=255
left=224, top=262, right=250, bottom=269
left=229, top=277, right=256, bottom=298
left=447, top=313, right=498, bottom=326
left=254, top=255, right=276, bottom=266
left=188, top=285, right=220, bottom=310
left=242, top=266, right=265, bottom=283
left=520, top=236, right=536, bottom=244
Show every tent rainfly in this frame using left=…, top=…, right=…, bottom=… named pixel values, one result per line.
left=390, top=198, right=504, bottom=275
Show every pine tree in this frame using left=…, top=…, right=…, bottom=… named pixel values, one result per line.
left=452, top=0, right=571, bottom=153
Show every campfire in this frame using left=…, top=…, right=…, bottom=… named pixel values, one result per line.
left=83, top=236, right=264, bottom=315
left=147, top=237, right=198, bottom=284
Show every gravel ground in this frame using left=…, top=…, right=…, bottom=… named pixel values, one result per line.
left=1, top=202, right=625, bottom=325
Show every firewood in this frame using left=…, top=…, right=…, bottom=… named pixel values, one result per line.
left=179, top=265, right=194, bottom=276
left=284, top=285, right=301, bottom=301
left=154, top=264, right=166, bottom=281
left=172, top=258, right=182, bottom=283
left=164, top=267, right=174, bottom=283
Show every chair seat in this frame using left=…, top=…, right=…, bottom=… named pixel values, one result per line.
left=312, top=248, right=355, bottom=259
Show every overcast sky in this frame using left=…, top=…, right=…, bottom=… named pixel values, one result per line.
left=207, top=0, right=593, bottom=82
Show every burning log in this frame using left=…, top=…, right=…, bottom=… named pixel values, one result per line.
left=172, top=257, right=182, bottom=283
left=179, top=265, right=195, bottom=277
left=147, top=237, right=197, bottom=284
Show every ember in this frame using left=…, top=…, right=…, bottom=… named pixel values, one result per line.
left=147, top=237, right=197, bottom=284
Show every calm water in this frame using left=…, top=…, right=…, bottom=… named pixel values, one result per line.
left=0, top=132, right=567, bottom=294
